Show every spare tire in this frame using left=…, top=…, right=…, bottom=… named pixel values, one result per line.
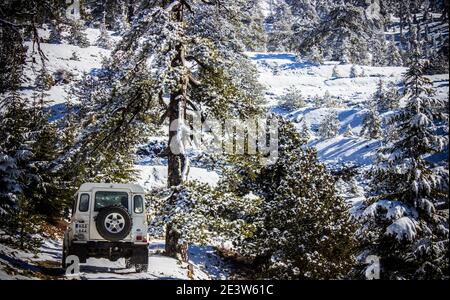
left=95, top=205, right=132, bottom=241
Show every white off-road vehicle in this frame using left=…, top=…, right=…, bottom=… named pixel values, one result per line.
left=63, top=183, right=149, bottom=272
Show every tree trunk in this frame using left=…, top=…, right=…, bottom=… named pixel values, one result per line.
left=165, top=3, right=189, bottom=261
left=165, top=79, right=190, bottom=262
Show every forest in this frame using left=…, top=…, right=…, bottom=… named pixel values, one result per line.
left=0, top=0, right=448, bottom=280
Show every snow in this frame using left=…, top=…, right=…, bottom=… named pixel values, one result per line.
left=135, top=165, right=220, bottom=190
left=248, top=52, right=448, bottom=167
left=3, top=17, right=448, bottom=279
left=357, top=199, right=418, bottom=221
left=386, top=217, right=418, bottom=241
left=19, top=28, right=448, bottom=170
left=0, top=238, right=228, bottom=280
left=22, top=41, right=111, bottom=105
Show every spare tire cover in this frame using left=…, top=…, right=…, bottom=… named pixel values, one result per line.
left=95, top=205, right=132, bottom=241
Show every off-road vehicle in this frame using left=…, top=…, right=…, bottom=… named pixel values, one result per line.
left=63, top=183, right=149, bottom=272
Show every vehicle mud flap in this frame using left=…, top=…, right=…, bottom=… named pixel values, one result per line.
left=70, top=243, right=88, bottom=263
left=130, top=245, right=148, bottom=265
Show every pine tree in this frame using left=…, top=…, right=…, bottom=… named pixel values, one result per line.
left=360, top=30, right=449, bottom=279
left=312, top=94, right=324, bottom=108
left=303, top=45, right=324, bottom=65
left=222, top=117, right=357, bottom=279
left=27, top=93, right=61, bottom=222
left=267, top=0, right=295, bottom=52
left=70, top=1, right=265, bottom=259
left=297, top=2, right=377, bottom=65
left=350, top=65, right=358, bottom=78
left=371, top=32, right=388, bottom=66
left=373, top=79, right=391, bottom=112
left=0, top=23, right=27, bottom=94
left=299, top=118, right=312, bottom=140
left=279, top=85, right=305, bottom=110
left=0, top=91, right=30, bottom=213
left=322, top=90, right=332, bottom=106
left=67, top=20, right=90, bottom=48
left=48, top=21, right=62, bottom=44
left=113, top=3, right=131, bottom=34
left=360, top=96, right=382, bottom=139
left=386, top=35, right=403, bottom=66
left=318, top=110, right=340, bottom=139
left=34, top=67, right=54, bottom=91
left=239, top=0, right=266, bottom=51
left=95, top=13, right=112, bottom=49
left=0, top=89, right=58, bottom=248
left=332, top=65, right=340, bottom=78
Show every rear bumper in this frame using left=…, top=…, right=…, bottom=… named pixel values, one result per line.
left=70, top=241, right=148, bottom=264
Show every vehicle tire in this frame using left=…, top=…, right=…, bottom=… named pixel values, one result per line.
left=95, top=205, right=132, bottom=241
left=135, top=264, right=148, bottom=273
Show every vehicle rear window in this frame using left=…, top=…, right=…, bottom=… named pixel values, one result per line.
left=79, top=193, right=90, bottom=212
left=94, top=191, right=129, bottom=211
left=134, top=195, right=144, bottom=214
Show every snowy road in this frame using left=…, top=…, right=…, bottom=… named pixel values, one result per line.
left=1, top=239, right=228, bottom=280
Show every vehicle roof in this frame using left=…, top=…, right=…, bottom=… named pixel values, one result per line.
left=76, top=183, right=146, bottom=193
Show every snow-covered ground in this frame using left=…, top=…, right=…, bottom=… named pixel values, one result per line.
left=0, top=238, right=230, bottom=280
left=249, top=52, right=448, bottom=167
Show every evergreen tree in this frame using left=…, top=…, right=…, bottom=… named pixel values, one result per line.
left=67, top=20, right=90, bottom=48
left=297, top=2, right=380, bottom=65
left=371, top=32, right=388, bottom=66
left=386, top=35, right=403, bottom=66
left=360, top=30, right=449, bottom=279
left=222, top=117, right=357, bottom=279
left=303, top=45, right=324, bottom=65
left=95, top=13, right=113, bottom=49
left=373, top=79, right=391, bottom=112
left=279, top=86, right=305, bottom=110
left=332, top=65, right=341, bottom=78
left=34, top=67, right=54, bottom=91
left=0, top=23, right=27, bottom=93
left=322, top=90, right=332, bottom=106
left=299, top=118, right=312, bottom=140
left=312, top=94, right=324, bottom=108
left=113, top=3, right=131, bottom=34
left=239, top=0, right=266, bottom=51
left=360, top=95, right=382, bottom=139
left=0, top=91, right=30, bottom=213
left=70, top=0, right=265, bottom=259
left=47, top=21, right=62, bottom=44
left=318, top=110, right=340, bottom=139
left=267, top=1, right=295, bottom=52
left=0, top=89, right=59, bottom=247
left=27, top=93, right=60, bottom=222
left=350, top=65, right=358, bottom=78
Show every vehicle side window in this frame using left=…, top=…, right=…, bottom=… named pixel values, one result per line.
left=79, top=193, right=90, bottom=212
left=134, top=195, right=144, bottom=214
